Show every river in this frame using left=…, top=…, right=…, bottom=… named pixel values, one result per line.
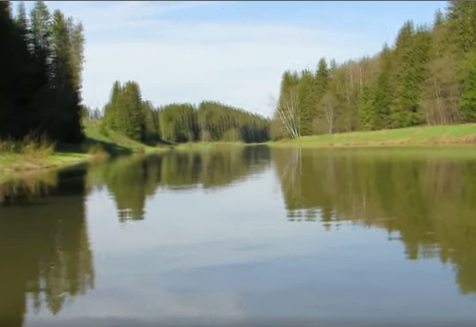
left=1, top=146, right=475, bottom=327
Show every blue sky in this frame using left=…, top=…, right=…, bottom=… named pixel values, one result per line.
left=17, top=1, right=446, bottom=117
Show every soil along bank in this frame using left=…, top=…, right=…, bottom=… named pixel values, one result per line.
left=270, top=124, right=476, bottom=148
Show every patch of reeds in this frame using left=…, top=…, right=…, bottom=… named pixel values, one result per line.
left=0, top=133, right=55, bottom=158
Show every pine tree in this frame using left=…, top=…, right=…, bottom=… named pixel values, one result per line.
left=30, top=1, right=50, bottom=65
left=459, top=51, right=476, bottom=122
left=391, top=22, right=430, bottom=128
left=372, top=73, right=391, bottom=129
left=358, top=84, right=373, bottom=131
left=297, top=70, right=315, bottom=136
left=142, top=100, right=159, bottom=143
left=447, top=1, right=476, bottom=54
left=313, top=58, right=330, bottom=133
left=14, top=2, right=28, bottom=43
left=118, top=81, right=144, bottom=141
left=67, top=18, right=84, bottom=94
left=315, top=58, right=329, bottom=98
left=49, top=10, right=83, bottom=142
left=103, top=81, right=122, bottom=130
left=0, top=1, right=85, bottom=143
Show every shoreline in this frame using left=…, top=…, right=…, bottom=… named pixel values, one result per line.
left=3, top=124, right=476, bottom=178
left=0, top=152, right=92, bottom=174
left=0, top=145, right=172, bottom=180
left=267, top=124, right=476, bottom=148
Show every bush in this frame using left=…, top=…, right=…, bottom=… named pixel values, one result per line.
left=21, top=133, right=55, bottom=158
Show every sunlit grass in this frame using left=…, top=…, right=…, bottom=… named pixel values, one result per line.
left=271, top=123, right=476, bottom=148
left=84, top=122, right=170, bottom=154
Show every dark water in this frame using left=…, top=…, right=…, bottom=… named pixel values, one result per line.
left=1, top=146, right=476, bottom=327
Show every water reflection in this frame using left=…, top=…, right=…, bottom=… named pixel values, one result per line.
left=0, top=166, right=94, bottom=327
left=2, top=146, right=476, bottom=326
left=272, top=147, right=476, bottom=295
left=88, top=146, right=270, bottom=222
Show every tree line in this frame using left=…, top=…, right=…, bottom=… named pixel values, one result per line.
left=271, top=1, right=476, bottom=140
left=0, top=1, right=85, bottom=143
left=101, top=81, right=270, bottom=144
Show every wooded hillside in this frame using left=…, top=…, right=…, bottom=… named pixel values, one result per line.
left=271, top=1, right=476, bottom=140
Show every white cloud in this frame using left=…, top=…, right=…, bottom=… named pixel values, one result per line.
left=35, top=1, right=379, bottom=117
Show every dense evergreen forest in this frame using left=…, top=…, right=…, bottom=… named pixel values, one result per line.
left=271, top=1, right=476, bottom=139
left=101, top=81, right=270, bottom=144
left=0, top=1, right=85, bottom=143
left=1, top=1, right=269, bottom=147
left=6, top=1, right=476, bottom=146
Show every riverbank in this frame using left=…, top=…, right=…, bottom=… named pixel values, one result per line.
left=269, top=124, right=476, bottom=148
left=0, top=152, right=89, bottom=174
left=174, top=141, right=248, bottom=150
left=0, top=123, right=172, bottom=175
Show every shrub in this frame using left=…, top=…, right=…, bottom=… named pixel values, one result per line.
left=21, top=133, right=55, bottom=158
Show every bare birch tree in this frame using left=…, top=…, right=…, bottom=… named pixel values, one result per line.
left=273, top=91, right=301, bottom=138
left=320, top=93, right=338, bottom=134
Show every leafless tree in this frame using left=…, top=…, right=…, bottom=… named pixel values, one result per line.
left=320, top=93, right=338, bottom=134
left=273, top=91, right=301, bottom=138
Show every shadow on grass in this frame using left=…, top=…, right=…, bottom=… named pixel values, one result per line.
left=143, top=138, right=176, bottom=147
left=56, top=137, right=134, bottom=157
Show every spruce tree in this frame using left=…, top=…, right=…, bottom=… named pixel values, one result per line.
left=358, top=84, right=373, bottom=131
left=119, top=81, right=144, bottom=141
left=14, top=2, right=28, bottom=43
left=372, top=73, right=391, bottom=129
left=297, top=70, right=315, bottom=136
left=104, top=81, right=122, bottom=130
left=313, top=58, right=330, bottom=133
left=315, top=58, right=329, bottom=98
left=49, top=10, right=83, bottom=142
left=459, top=51, right=476, bottom=122
left=447, top=1, right=476, bottom=54
left=142, top=100, right=159, bottom=143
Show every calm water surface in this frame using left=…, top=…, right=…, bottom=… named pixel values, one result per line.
left=1, top=146, right=476, bottom=327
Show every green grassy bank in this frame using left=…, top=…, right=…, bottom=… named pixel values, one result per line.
left=173, top=141, right=249, bottom=150
left=0, top=122, right=172, bottom=174
left=270, top=124, right=476, bottom=148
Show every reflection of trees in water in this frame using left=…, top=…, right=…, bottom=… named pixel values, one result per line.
left=273, top=148, right=476, bottom=295
left=161, top=146, right=270, bottom=190
left=93, top=146, right=270, bottom=222
left=99, top=156, right=161, bottom=221
left=0, top=168, right=94, bottom=327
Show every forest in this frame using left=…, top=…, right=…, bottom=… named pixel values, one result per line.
left=271, top=1, right=476, bottom=139
left=4, top=1, right=476, bottom=149
left=100, top=81, right=270, bottom=144
left=1, top=1, right=270, bottom=148
left=0, top=1, right=85, bottom=143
